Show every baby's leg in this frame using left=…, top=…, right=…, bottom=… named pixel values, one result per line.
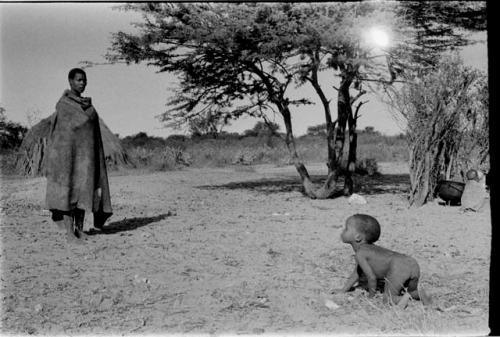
left=383, top=260, right=418, bottom=308
left=407, top=277, right=432, bottom=305
left=383, top=273, right=407, bottom=306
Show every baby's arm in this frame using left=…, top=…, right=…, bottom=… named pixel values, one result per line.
left=355, top=252, right=377, bottom=297
left=332, top=264, right=359, bottom=293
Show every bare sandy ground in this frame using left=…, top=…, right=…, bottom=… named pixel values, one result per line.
left=0, top=162, right=491, bottom=335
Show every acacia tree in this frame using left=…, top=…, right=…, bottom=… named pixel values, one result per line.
left=268, top=1, right=485, bottom=196
left=291, top=2, right=402, bottom=196
left=299, top=0, right=487, bottom=199
left=106, top=3, right=324, bottom=194
left=300, top=1, right=486, bottom=196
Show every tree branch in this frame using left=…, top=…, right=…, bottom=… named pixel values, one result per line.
left=350, top=89, right=366, bottom=105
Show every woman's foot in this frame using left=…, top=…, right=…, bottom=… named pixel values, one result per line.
left=73, top=208, right=89, bottom=240
left=75, top=229, right=89, bottom=240
left=64, top=214, right=86, bottom=245
left=54, top=220, right=66, bottom=230
left=66, top=230, right=87, bottom=245
left=397, top=292, right=412, bottom=309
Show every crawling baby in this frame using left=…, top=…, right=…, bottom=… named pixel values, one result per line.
left=332, top=214, right=432, bottom=307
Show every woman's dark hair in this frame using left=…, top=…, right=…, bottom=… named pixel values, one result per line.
left=68, top=68, right=86, bottom=80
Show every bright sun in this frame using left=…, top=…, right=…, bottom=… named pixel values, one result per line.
left=367, top=27, right=390, bottom=48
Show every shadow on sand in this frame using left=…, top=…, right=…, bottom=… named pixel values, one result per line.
left=197, top=173, right=410, bottom=197
left=87, top=212, right=174, bottom=235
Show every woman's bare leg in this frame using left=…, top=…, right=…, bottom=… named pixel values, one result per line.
left=73, top=209, right=88, bottom=240
left=64, top=213, right=85, bottom=245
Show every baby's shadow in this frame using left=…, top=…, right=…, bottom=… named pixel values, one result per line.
left=86, top=212, right=174, bottom=235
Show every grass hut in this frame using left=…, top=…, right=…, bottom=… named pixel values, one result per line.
left=15, top=115, right=134, bottom=176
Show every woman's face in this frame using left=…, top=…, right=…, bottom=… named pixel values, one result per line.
left=69, top=73, right=87, bottom=95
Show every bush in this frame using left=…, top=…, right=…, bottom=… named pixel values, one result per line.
left=121, top=132, right=167, bottom=150
left=0, top=149, right=21, bottom=175
left=355, top=158, right=379, bottom=176
left=0, top=110, right=28, bottom=150
left=128, top=146, right=191, bottom=171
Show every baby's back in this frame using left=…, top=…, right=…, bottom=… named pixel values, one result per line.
left=360, top=244, right=419, bottom=280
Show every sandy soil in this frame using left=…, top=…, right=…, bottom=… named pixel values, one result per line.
left=0, top=162, right=491, bottom=335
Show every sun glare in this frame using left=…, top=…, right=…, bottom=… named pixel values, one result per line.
left=367, top=27, right=390, bottom=48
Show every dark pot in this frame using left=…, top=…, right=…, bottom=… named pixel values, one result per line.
left=436, top=180, right=465, bottom=204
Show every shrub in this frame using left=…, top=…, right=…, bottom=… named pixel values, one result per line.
left=128, top=146, right=191, bottom=171
left=0, top=109, right=28, bottom=150
left=355, top=158, right=379, bottom=176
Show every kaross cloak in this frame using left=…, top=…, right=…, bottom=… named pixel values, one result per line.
left=45, top=90, right=112, bottom=225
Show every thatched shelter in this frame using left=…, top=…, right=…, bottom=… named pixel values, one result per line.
left=15, top=115, right=134, bottom=176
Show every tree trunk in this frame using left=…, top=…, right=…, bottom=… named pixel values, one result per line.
left=307, top=51, right=337, bottom=173
left=281, top=105, right=299, bottom=163
left=345, top=126, right=357, bottom=196
left=280, top=101, right=339, bottom=199
left=310, top=78, right=336, bottom=172
left=279, top=104, right=316, bottom=198
left=345, top=99, right=364, bottom=195
left=336, top=75, right=352, bottom=195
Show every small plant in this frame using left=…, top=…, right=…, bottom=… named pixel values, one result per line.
left=356, top=158, right=379, bottom=176
left=128, top=146, right=191, bottom=171
left=232, top=148, right=260, bottom=165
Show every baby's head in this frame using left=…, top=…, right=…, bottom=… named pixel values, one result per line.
left=341, top=214, right=381, bottom=244
left=466, top=169, right=478, bottom=181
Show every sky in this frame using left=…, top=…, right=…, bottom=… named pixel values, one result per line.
left=0, top=3, right=488, bottom=138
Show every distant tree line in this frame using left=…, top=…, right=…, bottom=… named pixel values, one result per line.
left=0, top=107, right=28, bottom=150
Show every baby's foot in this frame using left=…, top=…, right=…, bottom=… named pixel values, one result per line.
left=397, top=292, right=411, bottom=309
left=419, top=289, right=433, bottom=306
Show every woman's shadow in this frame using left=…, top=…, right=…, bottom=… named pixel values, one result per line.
left=86, top=211, right=175, bottom=235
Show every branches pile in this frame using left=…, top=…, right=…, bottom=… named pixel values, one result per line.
left=386, top=56, right=487, bottom=206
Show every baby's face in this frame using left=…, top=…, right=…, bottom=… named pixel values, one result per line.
left=340, top=221, right=358, bottom=243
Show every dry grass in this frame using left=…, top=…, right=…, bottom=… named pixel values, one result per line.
left=0, top=163, right=489, bottom=334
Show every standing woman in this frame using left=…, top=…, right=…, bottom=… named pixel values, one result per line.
left=45, top=68, right=112, bottom=244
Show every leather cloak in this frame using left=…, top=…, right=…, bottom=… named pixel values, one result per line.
left=45, top=90, right=112, bottom=223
